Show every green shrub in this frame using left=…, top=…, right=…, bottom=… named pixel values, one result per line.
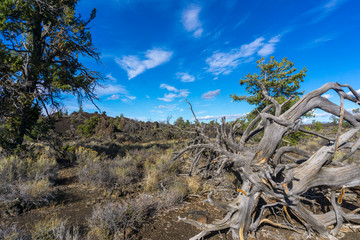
left=77, top=115, right=100, bottom=137
left=313, top=120, right=322, bottom=131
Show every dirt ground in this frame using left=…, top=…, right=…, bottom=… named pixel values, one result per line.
left=2, top=166, right=360, bottom=240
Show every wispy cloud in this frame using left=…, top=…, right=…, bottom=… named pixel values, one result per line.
left=206, top=36, right=282, bottom=75
left=234, top=14, right=250, bottom=29
left=322, top=94, right=333, bottom=99
left=96, top=79, right=136, bottom=102
left=121, top=95, right=137, bottom=103
left=106, top=73, right=117, bottom=81
left=116, top=48, right=173, bottom=79
left=107, top=94, right=120, bottom=100
left=153, top=104, right=183, bottom=113
left=207, top=37, right=282, bottom=75
left=304, top=0, right=348, bottom=23
left=158, top=84, right=189, bottom=102
left=177, top=72, right=195, bottom=82
left=257, top=35, right=281, bottom=57
left=96, top=84, right=128, bottom=96
left=181, top=4, right=204, bottom=38
left=197, top=113, right=246, bottom=121
left=202, top=89, right=220, bottom=99
left=304, top=35, right=335, bottom=49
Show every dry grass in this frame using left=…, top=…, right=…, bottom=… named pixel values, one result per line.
left=0, top=223, right=26, bottom=240
left=0, top=153, right=57, bottom=213
left=87, top=194, right=157, bottom=240
left=31, top=216, right=80, bottom=240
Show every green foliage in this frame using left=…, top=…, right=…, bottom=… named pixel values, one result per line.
left=77, top=115, right=100, bottom=137
left=174, top=116, right=191, bottom=129
left=330, top=115, right=339, bottom=125
left=231, top=57, right=307, bottom=113
left=283, top=131, right=306, bottom=146
left=312, top=120, right=323, bottom=131
left=352, top=108, right=360, bottom=113
left=0, top=0, right=103, bottom=151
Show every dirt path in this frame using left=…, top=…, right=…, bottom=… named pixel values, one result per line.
left=3, top=166, right=104, bottom=233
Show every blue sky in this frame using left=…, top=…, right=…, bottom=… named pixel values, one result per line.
left=66, top=0, right=360, bottom=123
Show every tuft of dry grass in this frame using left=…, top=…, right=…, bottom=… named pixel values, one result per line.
left=31, top=216, right=80, bottom=240
left=0, top=223, right=26, bottom=240
left=87, top=194, right=157, bottom=240
left=0, top=153, right=57, bottom=213
left=186, top=176, right=202, bottom=195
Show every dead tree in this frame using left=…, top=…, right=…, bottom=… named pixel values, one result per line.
left=173, top=82, right=360, bottom=240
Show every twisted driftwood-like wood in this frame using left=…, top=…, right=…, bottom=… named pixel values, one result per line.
left=174, top=82, right=360, bottom=240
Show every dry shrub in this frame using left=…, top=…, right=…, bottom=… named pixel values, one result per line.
left=159, top=180, right=186, bottom=209
left=305, top=138, right=321, bottom=152
left=333, top=150, right=347, bottom=162
left=0, top=154, right=56, bottom=213
left=87, top=194, right=157, bottom=240
left=143, top=150, right=181, bottom=192
left=0, top=223, right=26, bottom=240
left=77, top=147, right=142, bottom=191
left=17, top=179, right=52, bottom=201
left=186, top=176, right=202, bottom=194
left=31, top=216, right=79, bottom=240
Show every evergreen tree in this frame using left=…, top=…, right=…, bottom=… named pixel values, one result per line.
left=0, top=0, right=103, bottom=150
left=231, top=57, right=307, bottom=118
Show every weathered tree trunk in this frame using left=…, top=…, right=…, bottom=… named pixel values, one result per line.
left=174, top=82, right=360, bottom=239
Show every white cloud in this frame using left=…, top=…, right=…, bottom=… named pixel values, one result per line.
left=96, top=84, right=128, bottom=96
left=202, top=89, right=220, bottom=99
left=126, top=95, right=136, bottom=100
left=106, top=73, right=117, bottom=81
left=304, top=0, right=348, bottom=23
left=197, top=113, right=246, bottom=121
left=155, top=104, right=176, bottom=109
left=158, top=84, right=189, bottom=102
left=206, top=37, right=263, bottom=75
left=107, top=94, right=120, bottom=100
left=154, top=104, right=181, bottom=112
left=116, top=48, right=173, bottom=79
left=177, top=72, right=195, bottom=82
left=322, top=94, right=332, bottom=99
left=158, top=93, right=179, bottom=102
left=346, top=89, right=360, bottom=96
left=96, top=84, right=136, bottom=102
left=182, top=4, right=204, bottom=38
left=206, top=36, right=282, bottom=75
left=314, top=112, right=332, bottom=117
left=257, top=36, right=281, bottom=57
left=160, top=83, right=178, bottom=92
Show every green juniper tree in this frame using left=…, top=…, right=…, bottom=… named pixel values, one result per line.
left=0, top=0, right=103, bottom=151
left=231, top=57, right=307, bottom=119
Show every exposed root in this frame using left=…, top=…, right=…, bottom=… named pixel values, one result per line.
left=176, top=82, right=360, bottom=240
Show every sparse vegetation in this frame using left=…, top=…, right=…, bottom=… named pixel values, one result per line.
left=0, top=153, right=57, bottom=216
left=31, top=216, right=80, bottom=240
left=88, top=194, right=157, bottom=240
left=77, top=115, right=101, bottom=137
